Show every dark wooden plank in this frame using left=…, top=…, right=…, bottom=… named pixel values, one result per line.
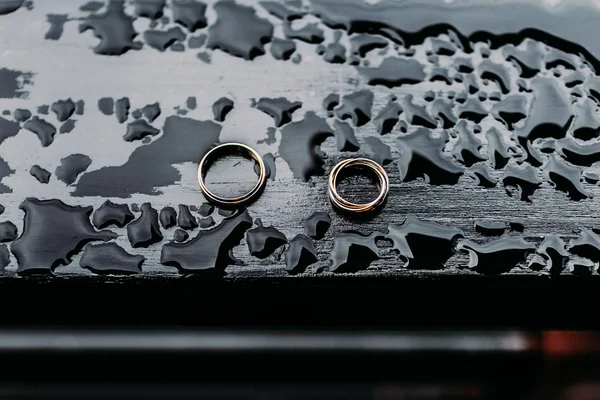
left=0, top=0, right=599, bottom=287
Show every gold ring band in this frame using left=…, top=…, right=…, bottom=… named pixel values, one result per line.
left=328, top=158, right=389, bottom=213
left=198, top=142, right=267, bottom=207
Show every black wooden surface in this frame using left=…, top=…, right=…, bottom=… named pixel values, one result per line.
left=2, top=0, right=600, bottom=328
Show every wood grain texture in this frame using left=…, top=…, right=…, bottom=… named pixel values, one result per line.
left=0, top=0, right=599, bottom=282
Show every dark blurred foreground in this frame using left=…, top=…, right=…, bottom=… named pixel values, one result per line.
left=0, top=278, right=599, bottom=398
left=0, top=330, right=598, bottom=399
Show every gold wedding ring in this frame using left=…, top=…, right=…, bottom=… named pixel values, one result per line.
left=328, top=158, right=389, bottom=213
left=198, top=142, right=267, bottom=207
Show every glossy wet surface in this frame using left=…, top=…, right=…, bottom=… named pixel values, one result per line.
left=1, top=0, right=600, bottom=277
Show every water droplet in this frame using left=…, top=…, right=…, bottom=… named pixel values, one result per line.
left=386, top=215, right=463, bottom=269
left=92, top=200, right=134, bottom=229
left=330, top=231, right=380, bottom=273
left=160, top=209, right=252, bottom=274
left=11, top=198, right=116, bottom=274
left=284, top=234, right=317, bottom=274
left=246, top=218, right=287, bottom=259
left=458, top=236, right=535, bottom=275
left=80, top=242, right=144, bottom=275
left=302, top=211, right=331, bottom=240
left=127, top=202, right=163, bottom=248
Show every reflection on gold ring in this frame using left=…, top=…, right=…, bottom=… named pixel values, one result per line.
left=328, top=158, right=389, bottom=213
left=198, top=142, right=267, bottom=207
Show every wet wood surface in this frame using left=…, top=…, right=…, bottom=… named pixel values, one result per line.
left=0, top=0, right=600, bottom=286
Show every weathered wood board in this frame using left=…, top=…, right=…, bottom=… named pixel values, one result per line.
left=1, top=0, right=600, bottom=282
